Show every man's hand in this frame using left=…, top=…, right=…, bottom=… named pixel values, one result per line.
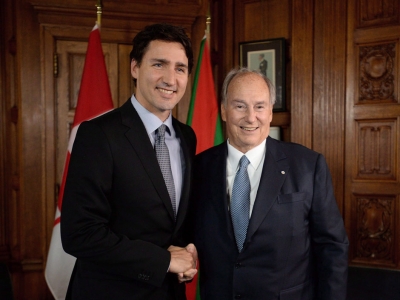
left=168, top=243, right=198, bottom=281
left=177, top=268, right=197, bottom=283
left=177, top=244, right=198, bottom=283
left=185, top=243, right=198, bottom=266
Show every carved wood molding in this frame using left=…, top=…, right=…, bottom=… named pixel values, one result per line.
left=359, top=42, right=396, bottom=103
left=30, top=1, right=204, bottom=29
left=357, top=120, right=396, bottom=180
left=353, top=195, right=396, bottom=266
left=358, top=0, right=399, bottom=27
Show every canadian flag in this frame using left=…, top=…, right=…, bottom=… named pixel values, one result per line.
left=45, top=23, right=114, bottom=300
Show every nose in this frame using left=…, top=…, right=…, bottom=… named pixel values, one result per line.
left=244, top=107, right=257, bottom=123
left=163, top=67, right=176, bottom=86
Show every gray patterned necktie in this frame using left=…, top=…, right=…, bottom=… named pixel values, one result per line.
left=155, top=125, right=176, bottom=217
left=231, top=155, right=251, bottom=252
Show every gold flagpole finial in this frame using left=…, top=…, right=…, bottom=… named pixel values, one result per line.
left=96, top=0, right=103, bottom=27
left=206, top=15, right=211, bottom=35
left=206, top=6, right=211, bottom=46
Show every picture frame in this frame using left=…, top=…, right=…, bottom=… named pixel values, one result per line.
left=239, top=38, right=286, bottom=112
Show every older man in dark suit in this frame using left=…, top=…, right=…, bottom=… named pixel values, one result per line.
left=61, top=23, right=197, bottom=300
left=193, top=68, right=349, bottom=300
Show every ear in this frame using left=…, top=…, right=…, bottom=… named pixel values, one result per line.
left=269, top=107, right=273, bottom=123
left=131, top=59, right=138, bottom=79
left=221, top=103, right=227, bottom=122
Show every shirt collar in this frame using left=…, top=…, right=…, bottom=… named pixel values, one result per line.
left=131, top=94, right=174, bottom=136
left=227, top=139, right=266, bottom=171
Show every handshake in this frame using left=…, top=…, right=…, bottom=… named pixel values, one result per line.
left=168, top=243, right=198, bottom=283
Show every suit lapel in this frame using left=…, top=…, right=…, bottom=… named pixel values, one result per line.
left=120, top=100, right=175, bottom=220
left=173, top=120, right=191, bottom=230
left=246, top=138, right=289, bottom=244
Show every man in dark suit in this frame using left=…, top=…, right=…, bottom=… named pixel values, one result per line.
left=61, top=23, right=197, bottom=300
left=193, top=68, right=349, bottom=299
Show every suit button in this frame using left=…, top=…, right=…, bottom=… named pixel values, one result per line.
left=235, top=263, right=242, bottom=268
left=234, top=294, right=242, bottom=299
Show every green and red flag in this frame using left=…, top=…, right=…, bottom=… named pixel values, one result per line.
left=187, top=36, right=224, bottom=154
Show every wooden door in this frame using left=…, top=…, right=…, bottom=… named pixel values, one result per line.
left=345, top=0, right=400, bottom=269
left=55, top=40, right=120, bottom=186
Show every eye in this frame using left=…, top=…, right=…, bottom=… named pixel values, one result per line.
left=176, top=67, right=187, bottom=74
left=255, top=105, right=265, bottom=111
left=153, top=63, right=162, bottom=68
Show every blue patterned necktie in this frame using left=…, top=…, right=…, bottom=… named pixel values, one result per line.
left=231, top=155, right=251, bottom=252
left=155, top=125, right=176, bottom=217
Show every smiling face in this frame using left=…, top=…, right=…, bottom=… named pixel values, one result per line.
left=221, top=72, right=273, bottom=153
left=131, top=40, right=189, bottom=121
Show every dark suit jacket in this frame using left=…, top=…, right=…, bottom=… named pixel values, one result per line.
left=193, top=137, right=349, bottom=300
left=61, top=99, right=196, bottom=300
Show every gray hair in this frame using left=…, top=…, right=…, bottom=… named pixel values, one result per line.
left=221, top=67, right=276, bottom=107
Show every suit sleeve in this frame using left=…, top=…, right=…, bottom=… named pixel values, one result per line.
left=310, top=154, right=349, bottom=299
left=60, top=121, right=170, bottom=287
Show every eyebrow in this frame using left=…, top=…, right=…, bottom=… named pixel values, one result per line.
left=231, top=99, right=266, bottom=105
left=231, top=99, right=246, bottom=104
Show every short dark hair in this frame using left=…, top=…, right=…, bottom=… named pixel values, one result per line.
left=129, top=23, right=194, bottom=74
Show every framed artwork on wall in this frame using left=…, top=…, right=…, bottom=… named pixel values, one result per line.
left=239, top=38, right=286, bottom=112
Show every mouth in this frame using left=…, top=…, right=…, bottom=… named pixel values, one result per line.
left=157, top=87, right=175, bottom=95
left=240, top=126, right=258, bottom=131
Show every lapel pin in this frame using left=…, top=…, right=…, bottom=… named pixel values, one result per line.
left=281, top=171, right=285, bottom=174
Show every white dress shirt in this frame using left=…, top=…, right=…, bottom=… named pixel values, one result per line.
left=226, top=140, right=266, bottom=217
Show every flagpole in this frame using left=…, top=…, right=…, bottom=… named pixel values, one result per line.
left=96, top=0, right=102, bottom=27
left=206, top=6, right=211, bottom=47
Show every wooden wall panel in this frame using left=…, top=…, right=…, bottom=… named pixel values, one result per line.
left=244, top=2, right=265, bottom=41
left=352, top=194, right=397, bottom=267
left=357, top=0, right=399, bottom=27
left=358, top=42, right=397, bottom=104
left=357, top=120, right=396, bottom=180
left=118, top=44, right=136, bottom=107
left=290, top=0, right=313, bottom=148
left=244, top=0, right=290, bottom=41
left=0, top=0, right=8, bottom=262
left=312, top=0, right=347, bottom=211
left=346, top=0, right=400, bottom=270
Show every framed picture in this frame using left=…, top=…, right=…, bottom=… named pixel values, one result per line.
left=239, top=38, right=286, bottom=111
